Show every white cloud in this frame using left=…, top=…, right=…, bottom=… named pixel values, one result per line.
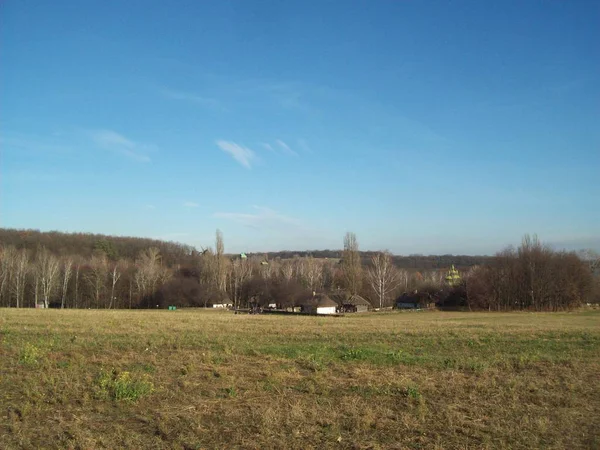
left=183, top=201, right=199, bottom=208
left=145, top=204, right=156, bottom=210
left=213, top=206, right=301, bottom=230
left=91, top=129, right=152, bottom=162
left=275, top=139, right=298, bottom=156
left=216, top=140, right=256, bottom=169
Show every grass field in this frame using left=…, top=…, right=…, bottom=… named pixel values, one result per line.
left=1, top=308, right=599, bottom=449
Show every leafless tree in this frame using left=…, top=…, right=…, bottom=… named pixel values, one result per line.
left=0, top=246, right=16, bottom=306
left=72, top=257, right=82, bottom=308
left=367, top=251, right=400, bottom=309
left=37, top=247, right=60, bottom=308
left=578, top=249, right=600, bottom=273
left=108, top=260, right=123, bottom=309
left=60, top=257, right=73, bottom=309
left=304, top=256, right=322, bottom=292
left=280, top=260, right=293, bottom=282
left=86, top=252, right=108, bottom=308
left=11, top=248, right=29, bottom=308
left=215, top=230, right=227, bottom=292
left=342, top=232, right=362, bottom=294
left=229, top=258, right=251, bottom=308
left=134, top=247, right=169, bottom=307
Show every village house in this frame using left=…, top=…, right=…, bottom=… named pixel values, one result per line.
left=330, top=292, right=371, bottom=313
left=395, top=291, right=436, bottom=310
left=300, top=293, right=338, bottom=315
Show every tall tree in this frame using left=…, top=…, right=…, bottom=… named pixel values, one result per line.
left=60, top=257, right=73, bottom=309
left=108, top=260, right=123, bottom=309
left=367, top=251, right=400, bottom=309
left=11, top=248, right=29, bottom=308
left=0, top=246, right=16, bottom=306
left=37, top=247, right=60, bottom=308
left=86, top=252, right=108, bottom=308
left=214, top=229, right=227, bottom=292
left=342, top=232, right=362, bottom=294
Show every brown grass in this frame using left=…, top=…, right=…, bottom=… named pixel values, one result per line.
left=1, top=308, right=599, bottom=449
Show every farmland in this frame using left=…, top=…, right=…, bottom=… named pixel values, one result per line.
left=1, top=309, right=599, bottom=449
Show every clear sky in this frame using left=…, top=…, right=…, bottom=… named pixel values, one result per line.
left=1, top=0, right=599, bottom=254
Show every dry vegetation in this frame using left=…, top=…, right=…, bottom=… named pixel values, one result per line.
left=1, top=308, right=599, bottom=449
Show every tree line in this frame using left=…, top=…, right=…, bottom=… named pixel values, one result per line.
left=0, top=229, right=597, bottom=310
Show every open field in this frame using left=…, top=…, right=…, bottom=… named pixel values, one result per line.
left=1, top=309, right=599, bottom=449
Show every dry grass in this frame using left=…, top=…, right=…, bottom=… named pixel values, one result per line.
left=1, top=308, right=599, bottom=449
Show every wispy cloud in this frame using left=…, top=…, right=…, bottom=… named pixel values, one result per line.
left=145, top=204, right=156, bottom=210
left=183, top=201, right=199, bottom=208
left=91, top=129, right=152, bottom=162
left=213, top=206, right=301, bottom=230
left=216, top=140, right=256, bottom=169
left=161, top=88, right=223, bottom=110
left=261, top=142, right=274, bottom=152
left=275, top=139, right=298, bottom=156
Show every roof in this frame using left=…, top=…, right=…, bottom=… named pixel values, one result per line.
left=329, top=292, right=371, bottom=306
left=315, top=294, right=338, bottom=308
left=301, top=294, right=338, bottom=308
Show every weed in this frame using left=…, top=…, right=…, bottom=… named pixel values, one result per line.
left=406, top=386, right=422, bottom=400
left=95, top=369, right=154, bottom=402
left=340, top=348, right=365, bottom=361
left=19, top=343, right=43, bottom=366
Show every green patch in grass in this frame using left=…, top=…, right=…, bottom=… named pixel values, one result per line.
left=340, top=348, right=366, bottom=361
left=19, top=343, right=43, bottom=366
left=95, top=369, right=154, bottom=402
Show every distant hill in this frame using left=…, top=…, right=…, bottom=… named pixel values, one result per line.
left=0, top=228, right=196, bottom=266
left=0, top=228, right=492, bottom=270
left=243, top=251, right=492, bottom=270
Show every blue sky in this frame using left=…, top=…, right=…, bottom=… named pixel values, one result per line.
left=1, top=0, right=599, bottom=254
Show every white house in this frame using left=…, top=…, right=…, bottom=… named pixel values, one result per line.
left=301, top=294, right=338, bottom=315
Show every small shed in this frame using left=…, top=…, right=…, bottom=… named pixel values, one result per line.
left=301, top=294, right=338, bottom=315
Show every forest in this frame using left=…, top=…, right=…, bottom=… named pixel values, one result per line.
left=0, top=228, right=597, bottom=311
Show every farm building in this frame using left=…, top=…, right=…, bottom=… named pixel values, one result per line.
left=395, top=291, right=436, bottom=310
left=330, top=292, right=371, bottom=313
left=300, top=294, right=338, bottom=315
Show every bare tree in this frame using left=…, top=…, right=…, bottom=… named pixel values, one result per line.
left=60, top=257, right=73, bottom=309
left=86, top=252, right=108, bottom=308
left=37, top=247, right=60, bottom=308
left=578, top=249, right=600, bottom=273
left=11, top=249, right=29, bottom=308
left=215, top=230, right=227, bottom=292
left=134, top=247, right=169, bottom=307
left=108, top=260, right=123, bottom=309
left=73, top=258, right=82, bottom=308
left=304, top=256, right=322, bottom=292
left=280, top=260, right=293, bottom=282
left=0, top=246, right=16, bottom=306
left=230, top=257, right=252, bottom=308
left=342, top=232, right=362, bottom=294
left=367, top=251, right=400, bottom=309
